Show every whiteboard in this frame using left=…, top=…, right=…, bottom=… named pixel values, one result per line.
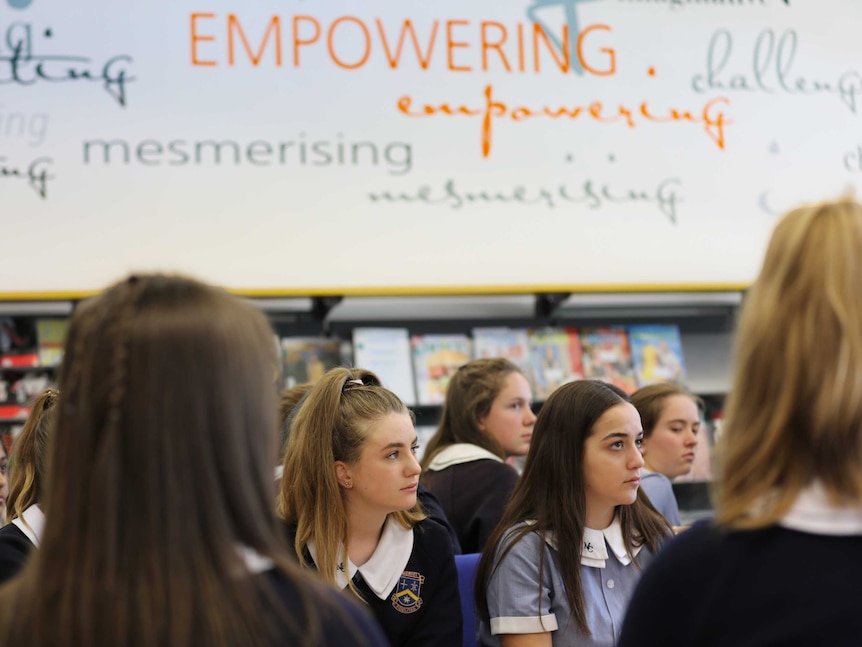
left=1, top=0, right=860, bottom=297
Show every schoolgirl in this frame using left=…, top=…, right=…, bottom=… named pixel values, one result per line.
left=421, top=358, right=536, bottom=553
left=630, top=383, right=703, bottom=526
left=279, top=367, right=462, bottom=647
left=477, top=380, right=671, bottom=647
left=0, top=388, right=58, bottom=583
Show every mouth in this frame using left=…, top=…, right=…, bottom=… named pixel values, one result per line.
left=683, top=453, right=695, bottom=462
left=625, top=478, right=641, bottom=487
left=401, top=483, right=418, bottom=492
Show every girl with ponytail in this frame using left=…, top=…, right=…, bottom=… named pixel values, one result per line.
left=279, top=367, right=462, bottom=647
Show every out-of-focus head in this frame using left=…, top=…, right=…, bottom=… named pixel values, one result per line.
left=49, top=274, right=281, bottom=550
left=631, top=384, right=702, bottom=480
left=7, top=388, right=59, bottom=522
left=0, top=436, right=8, bottom=524
left=719, top=198, right=862, bottom=526
left=424, top=358, right=534, bottom=464
left=278, top=382, right=314, bottom=459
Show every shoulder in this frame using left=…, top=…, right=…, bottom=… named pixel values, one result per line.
left=494, top=523, right=547, bottom=560
left=0, top=523, right=31, bottom=549
left=640, top=470, right=673, bottom=493
left=639, top=518, right=726, bottom=582
left=413, top=518, right=456, bottom=559
left=0, top=523, right=34, bottom=584
left=456, top=459, right=519, bottom=486
left=264, top=568, right=386, bottom=646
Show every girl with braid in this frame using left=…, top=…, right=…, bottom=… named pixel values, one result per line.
left=0, top=388, right=58, bottom=584
left=0, top=274, right=386, bottom=647
left=279, top=367, right=462, bottom=647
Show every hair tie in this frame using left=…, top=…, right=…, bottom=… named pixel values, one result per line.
left=343, top=378, right=365, bottom=392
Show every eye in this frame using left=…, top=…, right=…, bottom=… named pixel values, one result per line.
left=611, top=440, right=624, bottom=450
left=386, top=451, right=399, bottom=460
left=411, top=444, right=420, bottom=456
left=636, top=437, right=644, bottom=449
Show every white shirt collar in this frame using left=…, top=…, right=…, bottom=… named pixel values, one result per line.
left=779, top=482, right=862, bottom=535
left=426, top=443, right=503, bottom=470
left=307, top=515, right=414, bottom=600
left=11, top=504, right=45, bottom=547
left=235, top=545, right=275, bottom=575
left=542, top=516, right=642, bottom=568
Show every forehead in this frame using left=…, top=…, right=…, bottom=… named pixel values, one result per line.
left=495, top=372, right=530, bottom=397
left=362, top=412, right=415, bottom=447
left=658, top=394, right=700, bottom=420
left=590, top=402, right=642, bottom=438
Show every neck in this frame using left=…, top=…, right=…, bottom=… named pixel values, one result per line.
left=345, top=503, right=388, bottom=567
left=585, top=504, right=615, bottom=530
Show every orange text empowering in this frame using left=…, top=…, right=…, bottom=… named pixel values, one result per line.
left=398, top=85, right=730, bottom=157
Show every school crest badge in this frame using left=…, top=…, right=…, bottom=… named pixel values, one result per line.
left=391, top=571, right=425, bottom=614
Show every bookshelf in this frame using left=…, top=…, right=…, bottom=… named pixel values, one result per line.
left=0, top=290, right=738, bottom=517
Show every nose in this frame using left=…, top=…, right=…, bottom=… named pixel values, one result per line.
left=628, top=444, right=645, bottom=469
left=524, top=406, right=537, bottom=426
left=685, top=428, right=699, bottom=447
left=406, top=452, right=421, bottom=477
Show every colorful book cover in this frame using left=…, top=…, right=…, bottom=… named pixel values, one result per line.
left=527, top=328, right=584, bottom=400
left=579, top=327, right=638, bottom=394
left=628, top=324, right=687, bottom=388
left=36, top=319, right=70, bottom=367
left=471, top=327, right=532, bottom=380
left=411, top=334, right=472, bottom=406
left=280, top=337, right=342, bottom=389
left=352, top=328, right=417, bottom=406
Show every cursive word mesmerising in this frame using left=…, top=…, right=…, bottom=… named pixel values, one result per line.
left=368, top=176, right=682, bottom=224
left=0, top=23, right=134, bottom=107
left=0, top=155, right=53, bottom=198
left=398, top=84, right=729, bottom=158
left=692, top=29, right=862, bottom=114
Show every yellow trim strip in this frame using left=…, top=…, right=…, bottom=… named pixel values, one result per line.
left=0, top=282, right=750, bottom=302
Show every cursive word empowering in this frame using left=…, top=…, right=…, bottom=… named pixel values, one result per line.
left=368, top=177, right=682, bottom=224
left=692, top=28, right=862, bottom=114
left=0, top=23, right=134, bottom=107
left=0, top=155, right=53, bottom=198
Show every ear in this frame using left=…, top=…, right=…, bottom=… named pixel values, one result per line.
left=477, top=414, right=487, bottom=433
left=334, top=461, right=354, bottom=489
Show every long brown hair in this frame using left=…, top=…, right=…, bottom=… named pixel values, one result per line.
left=279, top=367, right=424, bottom=594
left=421, top=358, right=522, bottom=468
left=6, top=388, right=59, bottom=523
left=0, top=274, right=359, bottom=647
left=475, top=380, right=671, bottom=635
left=717, top=198, right=862, bottom=528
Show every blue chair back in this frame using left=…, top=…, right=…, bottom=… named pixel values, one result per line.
left=455, top=553, right=481, bottom=647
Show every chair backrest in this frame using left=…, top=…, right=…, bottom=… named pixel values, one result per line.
left=455, top=553, right=481, bottom=647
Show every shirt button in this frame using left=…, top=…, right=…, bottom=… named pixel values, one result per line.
left=607, top=579, right=615, bottom=589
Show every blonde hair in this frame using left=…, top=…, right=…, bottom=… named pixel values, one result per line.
left=7, top=388, right=59, bottom=523
left=716, top=198, right=862, bottom=528
left=278, top=368, right=424, bottom=594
